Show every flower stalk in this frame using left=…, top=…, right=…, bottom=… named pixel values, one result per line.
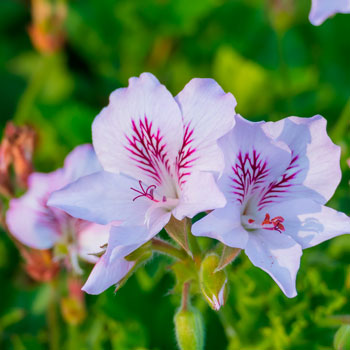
left=151, top=238, right=188, bottom=261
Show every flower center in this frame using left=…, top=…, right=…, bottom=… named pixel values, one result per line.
left=242, top=213, right=285, bottom=233
left=130, top=180, right=168, bottom=203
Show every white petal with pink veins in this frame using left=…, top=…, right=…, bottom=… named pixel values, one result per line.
left=92, top=72, right=184, bottom=190
left=218, top=115, right=291, bottom=208
left=175, top=78, right=236, bottom=177
left=263, top=115, right=341, bottom=204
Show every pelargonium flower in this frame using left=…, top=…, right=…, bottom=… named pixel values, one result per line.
left=192, top=115, right=350, bottom=298
left=6, top=144, right=111, bottom=273
left=309, top=0, right=350, bottom=26
left=48, top=72, right=237, bottom=294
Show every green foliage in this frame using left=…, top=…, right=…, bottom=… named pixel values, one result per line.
left=1, top=0, right=350, bottom=349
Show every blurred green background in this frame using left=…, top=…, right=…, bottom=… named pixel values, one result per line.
left=1, top=0, right=350, bottom=349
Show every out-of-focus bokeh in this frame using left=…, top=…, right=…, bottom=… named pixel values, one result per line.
left=0, top=0, right=350, bottom=349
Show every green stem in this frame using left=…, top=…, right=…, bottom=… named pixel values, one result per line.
left=14, top=54, right=53, bottom=123
left=48, top=281, right=60, bottom=350
left=276, top=30, right=291, bottom=109
left=151, top=238, right=188, bottom=260
left=67, top=325, right=79, bottom=350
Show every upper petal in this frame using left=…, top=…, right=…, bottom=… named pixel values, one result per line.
left=92, top=72, right=184, bottom=187
left=63, top=144, right=102, bottom=183
left=262, top=198, right=350, bottom=249
left=48, top=171, right=150, bottom=226
left=175, top=78, right=236, bottom=179
left=218, top=115, right=291, bottom=206
left=262, top=115, right=341, bottom=204
left=245, top=230, right=302, bottom=298
left=309, top=0, right=350, bottom=26
left=191, top=203, right=249, bottom=249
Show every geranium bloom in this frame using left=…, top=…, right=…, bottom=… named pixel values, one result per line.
left=48, top=72, right=237, bottom=294
left=6, top=145, right=111, bottom=273
left=192, top=115, right=350, bottom=298
left=309, top=0, right=350, bottom=26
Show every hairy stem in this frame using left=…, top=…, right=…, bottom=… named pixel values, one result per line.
left=48, top=280, right=60, bottom=350
left=151, top=238, right=188, bottom=260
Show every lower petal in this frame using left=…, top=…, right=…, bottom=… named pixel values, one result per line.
left=82, top=224, right=157, bottom=294
left=264, top=198, right=350, bottom=249
left=245, top=230, right=302, bottom=298
left=172, top=171, right=226, bottom=221
left=191, top=203, right=249, bottom=249
left=78, top=223, right=111, bottom=263
left=82, top=253, right=135, bottom=295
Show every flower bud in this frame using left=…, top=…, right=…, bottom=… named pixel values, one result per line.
left=61, top=277, right=86, bottom=326
left=0, top=122, right=35, bottom=196
left=334, top=325, right=350, bottom=350
left=28, top=0, right=67, bottom=54
left=21, top=248, right=59, bottom=282
left=61, top=297, right=86, bottom=326
left=199, top=254, right=228, bottom=311
left=174, top=307, right=204, bottom=350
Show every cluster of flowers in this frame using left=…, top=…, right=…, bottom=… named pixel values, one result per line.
left=6, top=73, right=350, bottom=305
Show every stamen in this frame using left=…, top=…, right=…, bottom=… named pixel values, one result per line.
left=130, top=180, right=159, bottom=202
left=261, top=213, right=285, bottom=233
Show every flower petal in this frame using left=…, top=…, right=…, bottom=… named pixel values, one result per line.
left=263, top=198, right=350, bottom=249
left=92, top=72, right=183, bottom=186
left=262, top=115, right=341, bottom=204
left=191, top=203, right=249, bottom=249
left=245, top=230, right=302, bottom=298
left=48, top=171, right=150, bottom=226
left=309, top=0, right=350, bottom=26
left=172, top=171, right=226, bottom=220
left=82, top=253, right=135, bottom=295
left=78, top=223, right=111, bottom=263
left=218, top=115, right=291, bottom=206
left=6, top=172, right=65, bottom=249
left=63, top=144, right=102, bottom=183
left=82, top=223, right=157, bottom=294
left=175, top=78, right=236, bottom=179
